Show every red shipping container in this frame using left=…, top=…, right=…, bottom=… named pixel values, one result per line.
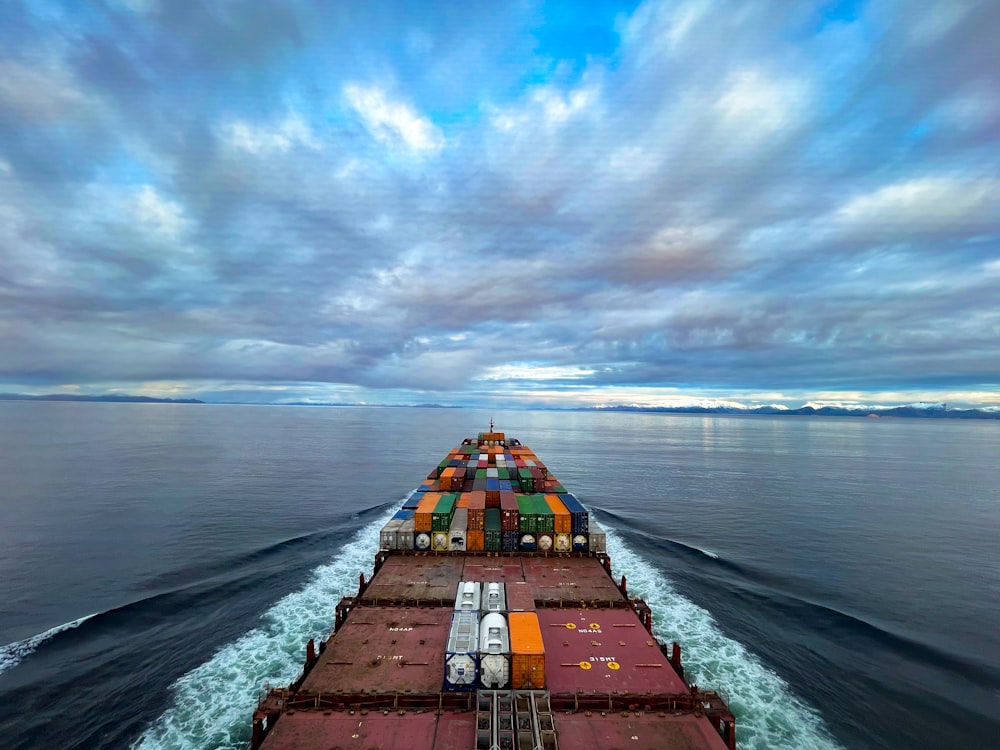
left=500, top=493, right=520, bottom=532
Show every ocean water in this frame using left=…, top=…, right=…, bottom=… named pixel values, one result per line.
left=0, top=403, right=997, bottom=750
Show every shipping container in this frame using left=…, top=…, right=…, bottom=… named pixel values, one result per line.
left=499, top=493, right=519, bottom=531
left=414, top=492, right=443, bottom=532
left=535, top=494, right=554, bottom=533
left=588, top=520, right=607, bottom=552
left=501, top=529, right=519, bottom=552
left=478, top=612, right=511, bottom=689
left=537, top=532, right=554, bottom=552
left=432, top=493, right=458, bottom=531
left=554, top=532, right=572, bottom=553
left=484, top=508, right=501, bottom=552
left=571, top=532, right=588, bottom=552
left=508, top=612, right=545, bottom=689
left=544, top=495, right=571, bottom=533
left=380, top=519, right=402, bottom=550
left=396, top=518, right=415, bottom=551
left=559, top=492, right=589, bottom=534
left=466, top=491, right=486, bottom=530
left=402, top=492, right=423, bottom=510
left=415, top=529, right=432, bottom=551
left=481, top=582, right=506, bottom=612
left=519, top=533, right=537, bottom=552
left=454, top=580, right=481, bottom=611
left=449, top=508, right=469, bottom=552
left=444, top=610, right=479, bottom=691
left=466, top=529, right=484, bottom=552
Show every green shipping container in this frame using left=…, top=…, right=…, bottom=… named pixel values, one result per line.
left=485, top=508, right=502, bottom=551
left=432, top=493, right=458, bottom=531
left=534, top=494, right=554, bottom=533
left=517, top=495, right=536, bottom=534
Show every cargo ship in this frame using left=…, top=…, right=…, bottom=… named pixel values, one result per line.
left=250, top=427, right=737, bottom=749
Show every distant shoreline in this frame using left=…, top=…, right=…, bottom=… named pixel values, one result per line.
left=1, top=393, right=998, bottom=418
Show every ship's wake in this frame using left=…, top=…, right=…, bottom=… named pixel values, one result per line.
left=0, top=614, right=98, bottom=676
left=600, top=518, right=845, bottom=750
left=131, top=501, right=401, bottom=750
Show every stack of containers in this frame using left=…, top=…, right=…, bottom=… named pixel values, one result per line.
left=534, top=495, right=554, bottom=552
left=500, top=493, right=519, bottom=551
left=379, top=518, right=402, bottom=549
left=485, top=508, right=502, bottom=552
left=545, top=495, right=572, bottom=552
left=516, top=495, right=536, bottom=551
left=559, top=492, right=589, bottom=551
left=414, top=492, right=441, bottom=551
left=508, top=612, right=545, bottom=689
left=467, top=491, right=486, bottom=552
left=403, top=492, right=423, bottom=510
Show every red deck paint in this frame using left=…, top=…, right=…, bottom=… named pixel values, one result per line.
left=552, top=711, right=730, bottom=750
left=300, top=607, right=453, bottom=695
left=536, top=608, right=689, bottom=695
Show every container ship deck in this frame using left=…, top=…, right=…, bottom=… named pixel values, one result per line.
left=250, top=428, right=736, bottom=750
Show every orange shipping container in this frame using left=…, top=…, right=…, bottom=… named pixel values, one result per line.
left=509, top=612, right=545, bottom=689
left=544, top=495, right=572, bottom=534
left=466, top=529, right=484, bottom=552
left=414, top=492, right=442, bottom=532
left=467, top=491, right=486, bottom=530
left=457, top=493, right=470, bottom=509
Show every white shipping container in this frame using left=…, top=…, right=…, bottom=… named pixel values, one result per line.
left=395, top=518, right=415, bottom=551
left=481, top=582, right=506, bottom=612
left=449, top=508, right=469, bottom=551
left=479, top=612, right=511, bottom=689
left=588, top=521, right=607, bottom=552
left=454, top=581, right=482, bottom=611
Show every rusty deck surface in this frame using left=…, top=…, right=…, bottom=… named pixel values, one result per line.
left=537, top=607, right=689, bottom=695
left=522, top=556, right=624, bottom=604
left=461, top=555, right=525, bottom=583
left=300, top=607, right=453, bottom=695
left=551, top=711, right=730, bottom=750
left=360, top=556, right=465, bottom=604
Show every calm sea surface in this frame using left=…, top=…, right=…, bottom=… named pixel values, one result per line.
left=0, top=403, right=998, bottom=749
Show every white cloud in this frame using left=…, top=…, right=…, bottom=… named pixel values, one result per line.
left=715, top=70, right=809, bottom=138
left=223, top=115, right=320, bottom=154
left=835, top=176, right=1000, bottom=236
left=134, top=185, right=186, bottom=238
left=476, top=364, right=597, bottom=381
left=344, top=84, right=444, bottom=153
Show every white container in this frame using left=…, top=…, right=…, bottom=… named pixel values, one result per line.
left=449, top=508, right=469, bottom=551
left=588, top=521, right=607, bottom=552
left=379, top=519, right=402, bottom=550
left=454, top=581, right=482, bottom=611
left=481, top=582, right=506, bottom=612
left=479, top=612, right=511, bottom=689
left=396, top=518, right=414, bottom=551
left=444, top=611, right=480, bottom=691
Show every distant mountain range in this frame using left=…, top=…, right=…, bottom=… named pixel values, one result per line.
left=1, top=393, right=997, bottom=418
left=0, top=393, right=204, bottom=404
left=587, top=404, right=1000, bottom=419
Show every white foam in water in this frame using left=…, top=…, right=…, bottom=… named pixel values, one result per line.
left=0, top=613, right=97, bottom=675
left=601, top=520, right=844, bottom=750
left=133, top=504, right=400, bottom=750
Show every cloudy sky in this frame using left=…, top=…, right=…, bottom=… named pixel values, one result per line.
left=1, top=0, right=998, bottom=408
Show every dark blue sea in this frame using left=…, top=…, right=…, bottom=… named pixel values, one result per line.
left=0, top=403, right=997, bottom=750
